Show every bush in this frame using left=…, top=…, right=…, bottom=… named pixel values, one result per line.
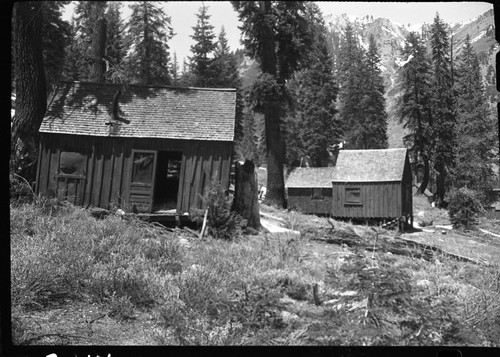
left=446, top=187, right=487, bottom=229
left=192, top=179, right=247, bottom=240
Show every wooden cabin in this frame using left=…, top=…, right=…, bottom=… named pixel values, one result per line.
left=285, top=167, right=336, bottom=215
left=331, top=149, right=413, bottom=223
left=36, top=81, right=236, bottom=217
left=285, top=149, right=413, bottom=223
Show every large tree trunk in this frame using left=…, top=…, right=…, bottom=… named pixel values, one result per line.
left=418, top=153, right=430, bottom=194
left=259, top=0, right=286, bottom=207
left=232, top=160, right=260, bottom=229
left=89, top=16, right=107, bottom=82
left=11, top=2, right=47, bottom=182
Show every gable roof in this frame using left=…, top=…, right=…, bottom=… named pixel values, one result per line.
left=331, top=149, right=408, bottom=182
left=286, top=167, right=337, bottom=188
left=285, top=148, right=409, bottom=188
left=39, top=81, right=236, bottom=141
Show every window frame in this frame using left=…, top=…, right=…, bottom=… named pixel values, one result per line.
left=311, top=187, right=324, bottom=200
left=345, top=186, right=362, bottom=206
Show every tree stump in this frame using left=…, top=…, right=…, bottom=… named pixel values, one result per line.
left=232, top=160, right=261, bottom=229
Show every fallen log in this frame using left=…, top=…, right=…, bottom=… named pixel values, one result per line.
left=308, top=227, right=490, bottom=266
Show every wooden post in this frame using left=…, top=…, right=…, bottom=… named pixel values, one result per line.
left=232, top=160, right=261, bottom=229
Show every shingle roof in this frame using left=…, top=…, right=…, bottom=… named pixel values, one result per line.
left=285, top=149, right=408, bottom=187
left=331, top=149, right=408, bottom=182
left=40, top=81, right=236, bottom=141
left=285, top=167, right=337, bottom=188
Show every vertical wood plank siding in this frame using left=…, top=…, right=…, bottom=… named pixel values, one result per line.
left=36, top=134, right=233, bottom=214
left=287, top=188, right=332, bottom=215
left=331, top=182, right=403, bottom=219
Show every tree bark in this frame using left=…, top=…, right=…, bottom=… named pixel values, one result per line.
left=11, top=2, right=47, bottom=182
left=258, top=0, right=286, bottom=207
left=89, top=16, right=107, bottom=82
left=232, top=160, right=261, bottom=229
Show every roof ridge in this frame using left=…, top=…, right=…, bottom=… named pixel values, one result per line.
left=57, top=81, right=236, bottom=92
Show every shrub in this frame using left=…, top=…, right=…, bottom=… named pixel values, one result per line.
left=446, top=187, right=487, bottom=229
left=191, top=179, right=247, bottom=240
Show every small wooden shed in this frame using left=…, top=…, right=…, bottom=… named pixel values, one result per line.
left=331, top=149, right=413, bottom=222
left=285, top=167, right=336, bottom=215
left=36, top=81, right=236, bottom=216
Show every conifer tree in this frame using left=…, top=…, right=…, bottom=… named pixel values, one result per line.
left=232, top=1, right=313, bottom=207
left=189, top=3, right=217, bottom=87
left=284, top=2, right=341, bottom=167
left=210, top=26, right=240, bottom=88
left=42, top=1, right=71, bottom=92
left=337, top=22, right=364, bottom=149
left=170, top=52, right=180, bottom=86
left=125, top=1, right=174, bottom=85
left=105, top=2, right=127, bottom=83
left=362, top=34, right=388, bottom=149
left=429, top=13, right=456, bottom=205
left=73, top=1, right=108, bottom=81
left=62, top=18, right=84, bottom=81
left=397, top=31, right=433, bottom=193
left=451, top=34, right=498, bottom=204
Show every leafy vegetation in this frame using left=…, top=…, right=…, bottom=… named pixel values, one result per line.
left=11, top=196, right=500, bottom=346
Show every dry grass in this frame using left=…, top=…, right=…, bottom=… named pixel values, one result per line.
left=10, top=197, right=500, bottom=346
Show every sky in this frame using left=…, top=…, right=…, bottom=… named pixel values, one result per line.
left=63, top=1, right=494, bottom=66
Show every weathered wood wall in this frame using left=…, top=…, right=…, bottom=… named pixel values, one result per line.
left=331, top=181, right=403, bottom=219
left=36, top=133, right=232, bottom=214
left=287, top=187, right=332, bottom=215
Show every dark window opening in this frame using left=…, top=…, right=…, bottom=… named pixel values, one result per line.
left=311, top=188, right=324, bottom=200
left=58, top=151, right=86, bottom=177
left=153, top=151, right=182, bottom=212
left=345, top=187, right=361, bottom=205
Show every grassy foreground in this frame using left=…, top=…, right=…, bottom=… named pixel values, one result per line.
left=10, top=197, right=500, bottom=346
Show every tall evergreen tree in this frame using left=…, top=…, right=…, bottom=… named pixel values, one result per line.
left=361, top=34, right=388, bottom=149
left=42, top=1, right=71, bottom=92
left=337, top=22, right=365, bottom=149
left=451, top=34, right=498, bottom=204
left=429, top=13, right=456, bottom=205
left=105, top=2, right=127, bottom=83
left=232, top=1, right=313, bottom=207
left=189, top=4, right=217, bottom=87
left=73, top=1, right=107, bottom=81
left=284, top=2, right=341, bottom=167
left=210, top=26, right=240, bottom=88
left=62, top=17, right=85, bottom=81
left=11, top=2, right=47, bottom=181
left=170, top=52, right=180, bottom=86
left=397, top=31, right=433, bottom=193
left=125, top=1, right=174, bottom=85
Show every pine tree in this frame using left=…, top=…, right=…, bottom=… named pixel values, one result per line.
left=362, top=34, right=388, bottom=149
left=397, top=31, right=433, bottom=193
left=284, top=2, right=341, bottom=167
left=125, top=1, right=174, bottom=85
left=337, top=22, right=365, bottom=149
left=170, top=52, right=180, bottom=86
left=189, top=3, right=217, bottom=87
left=451, top=35, right=498, bottom=204
left=105, top=2, right=127, bottom=83
left=232, top=1, right=313, bottom=207
left=429, top=13, right=456, bottom=205
left=73, top=1, right=108, bottom=81
left=62, top=18, right=84, bottom=81
left=42, top=1, right=71, bottom=92
left=210, top=26, right=240, bottom=88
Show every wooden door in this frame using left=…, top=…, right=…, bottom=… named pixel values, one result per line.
left=129, top=150, right=157, bottom=213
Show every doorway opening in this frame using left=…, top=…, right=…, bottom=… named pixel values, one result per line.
left=153, top=151, right=182, bottom=213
